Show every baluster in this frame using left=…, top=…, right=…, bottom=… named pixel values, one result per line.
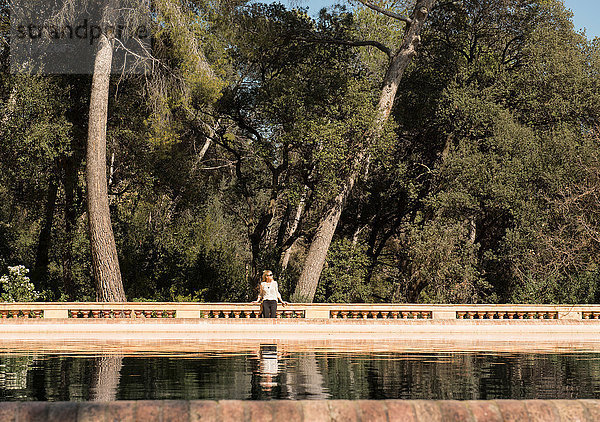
left=134, top=310, right=144, bottom=318
left=340, top=311, right=349, bottom=319
left=90, top=310, right=99, bottom=318
left=456, top=311, right=466, bottom=319
left=388, top=311, right=397, bottom=319
left=80, top=310, right=90, bottom=318
left=165, top=310, right=174, bottom=318
left=102, top=310, right=112, bottom=318
left=331, top=311, right=339, bottom=318
left=21, top=310, right=30, bottom=318
left=284, top=311, right=292, bottom=318
left=0, top=310, right=8, bottom=318
left=421, top=311, right=431, bottom=319
left=516, top=312, right=524, bottom=319
left=143, top=310, right=153, bottom=318
left=9, top=310, right=19, bottom=318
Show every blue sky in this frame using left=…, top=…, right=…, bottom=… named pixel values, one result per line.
left=293, top=0, right=599, bottom=39
left=564, top=0, right=599, bottom=39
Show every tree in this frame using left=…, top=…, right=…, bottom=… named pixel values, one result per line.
left=86, top=17, right=126, bottom=301
left=86, top=0, right=225, bottom=301
left=292, top=0, right=437, bottom=302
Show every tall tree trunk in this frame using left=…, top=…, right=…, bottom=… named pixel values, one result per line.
left=292, top=0, right=436, bottom=302
left=86, top=32, right=126, bottom=302
left=291, top=151, right=365, bottom=302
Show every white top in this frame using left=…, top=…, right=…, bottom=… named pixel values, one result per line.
left=258, top=281, right=283, bottom=302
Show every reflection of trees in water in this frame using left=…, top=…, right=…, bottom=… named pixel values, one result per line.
left=285, top=351, right=328, bottom=399
left=0, top=355, right=34, bottom=392
left=4, top=351, right=600, bottom=400
left=90, top=355, right=123, bottom=401
left=250, top=347, right=329, bottom=400
left=318, top=352, right=600, bottom=400
left=118, top=355, right=252, bottom=400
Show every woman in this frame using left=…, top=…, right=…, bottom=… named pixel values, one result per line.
left=253, top=270, right=288, bottom=318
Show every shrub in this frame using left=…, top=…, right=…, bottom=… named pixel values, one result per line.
left=0, top=265, right=39, bottom=302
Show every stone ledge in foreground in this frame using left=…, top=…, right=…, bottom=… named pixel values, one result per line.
left=1, top=399, right=599, bottom=421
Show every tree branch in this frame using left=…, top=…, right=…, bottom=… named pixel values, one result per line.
left=297, top=36, right=392, bottom=58
left=356, top=0, right=413, bottom=24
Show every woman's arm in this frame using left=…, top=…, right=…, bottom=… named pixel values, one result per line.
left=275, top=282, right=288, bottom=305
left=252, top=283, right=264, bottom=303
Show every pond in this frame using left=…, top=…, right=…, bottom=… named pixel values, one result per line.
left=2, top=341, right=600, bottom=401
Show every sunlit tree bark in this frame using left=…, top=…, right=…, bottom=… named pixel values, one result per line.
left=293, top=0, right=437, bottom=302
left=86, top=29, right=126, bottom=301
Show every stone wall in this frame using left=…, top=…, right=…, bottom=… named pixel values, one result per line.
left=1, top=399, right=599, bottom=421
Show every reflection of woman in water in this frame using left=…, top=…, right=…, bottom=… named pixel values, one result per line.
left=253, top=270, right=288, bottom=318
left=259, top=344, right=278, bottom=391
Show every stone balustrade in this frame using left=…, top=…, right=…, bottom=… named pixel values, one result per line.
left=0, top=302, right=597, bottom=320
left=1, top=399, right=600, bottom=421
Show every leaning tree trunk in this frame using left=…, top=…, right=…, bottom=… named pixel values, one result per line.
left=86, top=32, right=126, bottom=302
left=90, top=355, right=124, bottom=401
left=292, top=0, right=436, bottom=302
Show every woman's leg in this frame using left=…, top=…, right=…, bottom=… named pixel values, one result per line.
left=264, top=300, right=277, bottom=318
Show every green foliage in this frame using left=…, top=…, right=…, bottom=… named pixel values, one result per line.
left=116, top=192, right=249, bottom=302
left=1, top=0, right=599, bottom=304
left=0, top=265, right=39, bottom=302
left=315, top=239, right=370, bottom=303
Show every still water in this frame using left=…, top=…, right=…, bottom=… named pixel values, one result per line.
left=2, top=343, right=600, bottom=401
